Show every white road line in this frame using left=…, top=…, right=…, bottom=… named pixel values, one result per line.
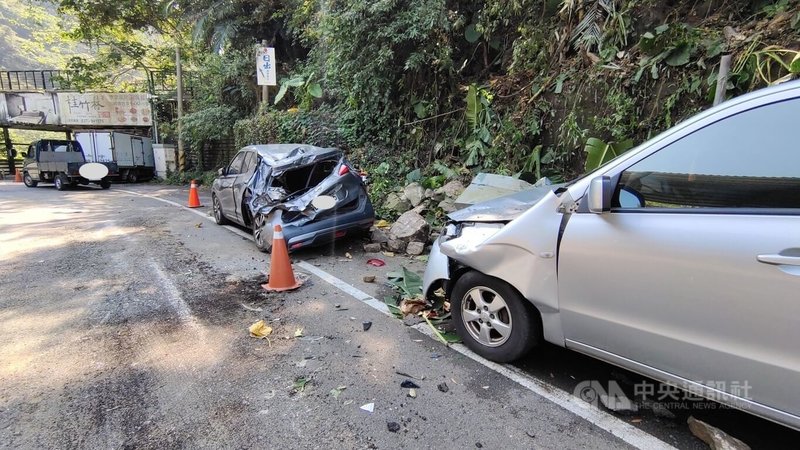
left=296, top=261, right=391, bottom=315
left=114, top=188, right=254, bottom=240
left=115, top=185, right=674, bottom=450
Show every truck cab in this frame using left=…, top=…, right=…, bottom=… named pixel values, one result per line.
left=22, top=139, right=117, bottom=190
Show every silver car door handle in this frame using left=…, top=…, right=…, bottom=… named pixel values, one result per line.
left=757, top=254, right=800, bottom=266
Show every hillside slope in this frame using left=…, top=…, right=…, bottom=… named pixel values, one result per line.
left=0, top=0, right=88, bottom=70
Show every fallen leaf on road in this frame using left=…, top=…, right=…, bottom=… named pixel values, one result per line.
left=294, top=327, right=304, bottom=337
left=195, top=223, right=203, bottom=228
left=293, top=377, right=309, bottom=392
left=400, top=298, right=427, bottom=315
left=248, top=320, right=273, bottom=338
left=330, top=386, right=347, bottom=399
left=375, top=220, right=390, bottom=229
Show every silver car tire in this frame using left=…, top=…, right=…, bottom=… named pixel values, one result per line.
left=212, top=194, right=229, bottom=225
left=252, top=213, right=273, bottom=253
left=451, top=271, right=540, bottom=363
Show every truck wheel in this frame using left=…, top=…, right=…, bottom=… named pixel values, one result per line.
left=127, top=171, right=138, bottom=183
left=451, top=271, right=541, bottom=363
left=54, top=174, right=69, bottom=191
left=23, top=172, right=38, bottom=187
left=100, top=180, right=111, bottom=189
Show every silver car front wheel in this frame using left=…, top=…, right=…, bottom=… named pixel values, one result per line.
left=451, top=271, right=540, bottom=362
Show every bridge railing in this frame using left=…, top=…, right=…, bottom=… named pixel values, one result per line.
left=0, top=70, right=70, bottom=91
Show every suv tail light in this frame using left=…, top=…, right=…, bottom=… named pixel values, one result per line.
left=338, top=164, right=350, bottom=176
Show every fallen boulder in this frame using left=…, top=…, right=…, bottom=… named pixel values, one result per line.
left=403, top=182, right=425, bottom=207
left=388, top=211, right=430, bottom=252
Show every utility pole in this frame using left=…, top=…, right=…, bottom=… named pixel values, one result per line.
left=261, top=40, right=269, bottom=105
left=176, top=46, right=185, bottom=172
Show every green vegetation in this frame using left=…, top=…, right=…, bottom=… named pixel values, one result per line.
left=5, top=0, right=799, bottom=205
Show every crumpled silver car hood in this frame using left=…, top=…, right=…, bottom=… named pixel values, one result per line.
left=447, top=184, right=563, bottom=222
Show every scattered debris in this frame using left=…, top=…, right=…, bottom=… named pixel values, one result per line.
left=525, top=431, right=536, bottom=439
left=362, top=321, right=372, bottom=331
left=382, top=251, right=395, bottom=257
left=430, top=353, right=442, bottom=359
left=688, top=416, right=751, bottom=450
left=437, top=382, right=449, bottom=393
left=400, top=298, right=427, bottom=315
left=360, top=403, right=375, bottom=413
left=400, top=380, right=420, bottom=389
left=363, top=275, right=376, bottom=283
left=408, top=388, right=417, bottom=398
left=241, top=303, right=263, bottom=312
left=330, top=386, right=347, bottom=399
left=475, top=443, right=483, bottom=448
left=651, top=402, right=676, bottom=420
left=345, top=252, right=353, bottom=259
left=387, top=421, right=401, bottom=433
left=367, top=258, right=386, bottom=267
left=395, top=371, right=425, bottom=380
left=374, top=219, right=391, bottom=229
left=195, top=222, right=203, bottom=228
left=334, top=303, right=341, bottom=308
left=248, top=320, right=273, bottom=339
left=294, top=328, right=304, bottom=338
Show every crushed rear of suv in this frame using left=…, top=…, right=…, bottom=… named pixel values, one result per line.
left=211, top=144, right=374, bottom=252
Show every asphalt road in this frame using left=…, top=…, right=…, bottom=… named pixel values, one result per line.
left=1, top=180, right=797, bottom=449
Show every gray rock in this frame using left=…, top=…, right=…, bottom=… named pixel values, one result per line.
left=651, top=402, right=676, bottom=420
left=424, top=188, right=435, bottom=199
left=406, top=241, right=425, bottom=255
left=370, top=227, right=388, bottom=244
left=386, top=238, right=406, bottom=253
left=438, top=199, right=457, bottom=213
left=388, top=211, right=430, bottom=243
left=383, top=192, right=411, bottom=214
left=363, top=243, right=382, bottom=253
left=688, top=416, right=750, bottom=450
left=404, top=182, right=425, bottom=207
left=435, top=180, right=465, bottom=200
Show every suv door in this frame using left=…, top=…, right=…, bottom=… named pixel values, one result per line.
left=232, top=151, right=257, bottom=222
left=558, top=96, right=800, bottom=426
left=219, top=152, right=246, bottom=224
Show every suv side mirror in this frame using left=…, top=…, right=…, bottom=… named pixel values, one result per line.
left=588, top=176, right=613, bottom=213
left=217, top=167, right=225, bottom=177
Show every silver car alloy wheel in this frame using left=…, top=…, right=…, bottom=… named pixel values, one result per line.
left=460, top=286, right=512, bottom=347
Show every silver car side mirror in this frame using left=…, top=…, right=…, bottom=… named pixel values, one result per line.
left=217, top=167, right=225, bottom=176
left=588, top=176, right=612, bottom=213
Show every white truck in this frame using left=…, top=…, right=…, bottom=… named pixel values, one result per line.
left=75, top=131, right=155, bottom=182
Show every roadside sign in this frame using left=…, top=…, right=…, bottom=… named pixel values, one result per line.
left=256, top=47, right=277, bottom=86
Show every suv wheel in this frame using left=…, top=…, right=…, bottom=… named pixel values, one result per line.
left=212, top=194, right=229, bottom=225
left=54, top=174, right=69, bottom=191
left=252, top=213, right=273, bottom=253
left=451, top=271, right=540, bottom=363
left=23, top=172, right=38, bottom=187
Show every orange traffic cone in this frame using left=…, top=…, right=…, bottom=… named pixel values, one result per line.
left=262, top=225, right=303, bottom=292
left=187, top=179, right=202, bottom=208
left=14, top=169, right=22, bottom=183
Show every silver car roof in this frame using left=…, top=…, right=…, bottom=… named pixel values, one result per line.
left=240, top=144, right=340, bottom=166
